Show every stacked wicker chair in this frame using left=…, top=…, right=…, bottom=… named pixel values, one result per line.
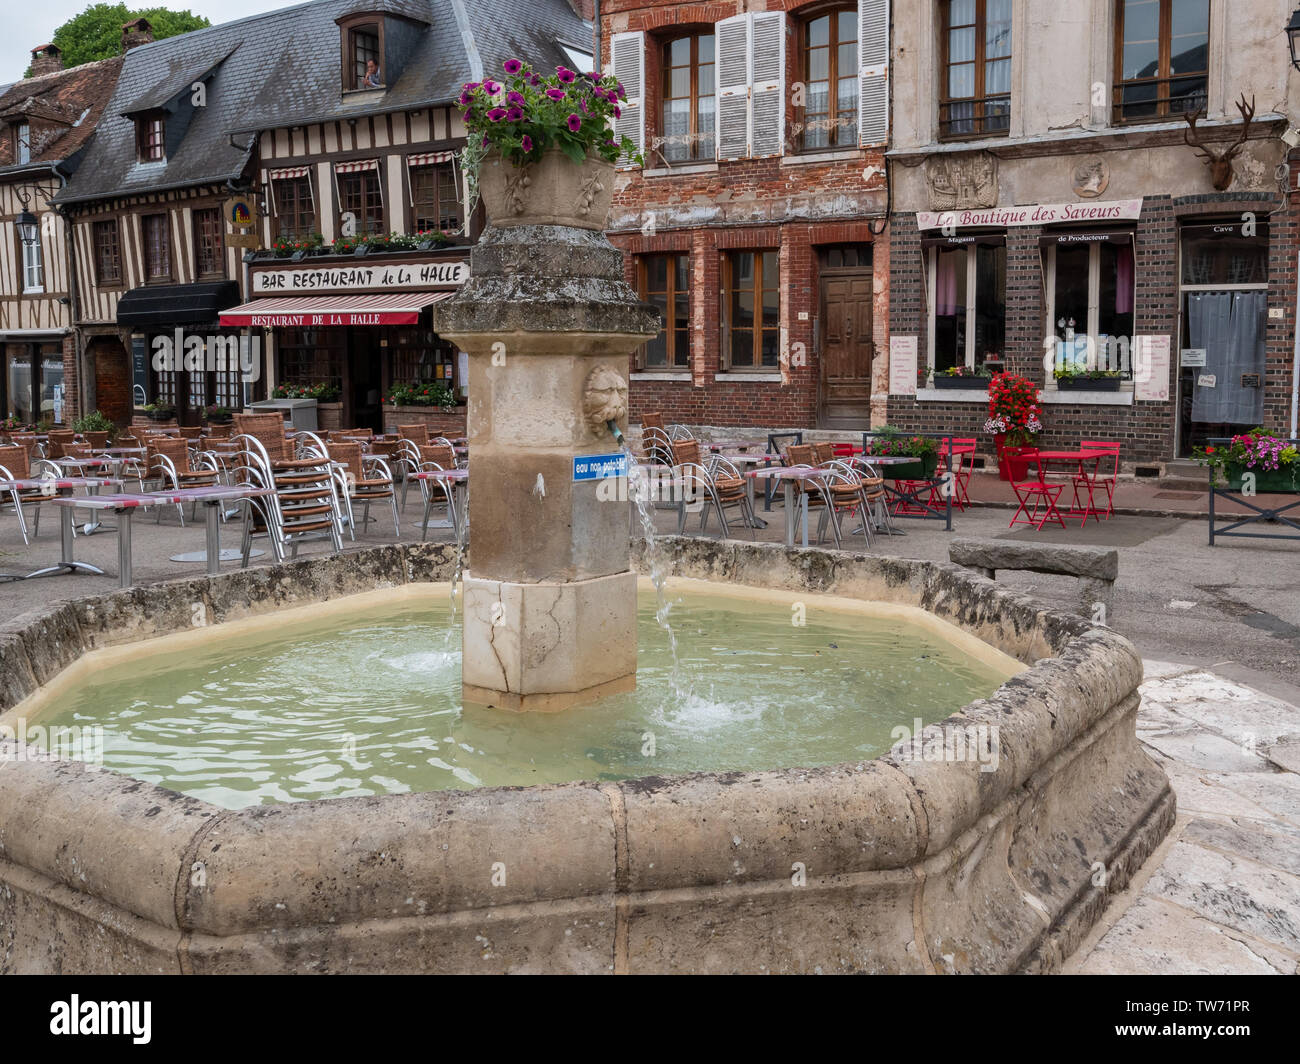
left=231, top=426, right=343, bottom=560
left=670, top=438, right=755, bottom=539
left=325, top=440, right=399, bottom=539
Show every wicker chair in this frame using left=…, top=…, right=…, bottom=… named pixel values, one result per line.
left=397, top=424, right=430, bottom=445
left=47, top=430, right=77, bottom=459
left=148, top=437, right=221, bottom=524
left=670, top=439, right=755, bottom=538
left=178, top=425, right=202, bottom=440
left=326, top=441, right=399, bottom=538
left=204, top=423, right=233, bottom=439
left=411, top=443, right=460, bottom=540
left=0, top=444, right=45, bottom=543
left=231, top=432, right=344, bottom=560
left=232, top=413, right=296, bottom=463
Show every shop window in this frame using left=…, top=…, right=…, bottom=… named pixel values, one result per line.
left=192, top=207, right=225, bottom=279
left=637, top=253, right=691, bottom=369
left=1044, top=237, right=1136, bottom=381
left=274, top=176, right=316, bottom=242
left=800, top=8, right=858, bottom=151
left=6, top=343, right=66, bottom=424
left=141, top=213, right=171, bottom=281
left=410, top=163, right=462, bottom=233
left=928, top=239, right=1005, bottom=373
left=278, top=327, right=345, bottom=390
left=821, top=244, right=871, bottom=269
left=723, top=250, right=780, bottom=370
left=1114, top=0, right=1208, bottom=124
left=135, top=112, right=165, bottom=162
left=390, top=326, right=459, bottom=390
left=93, top=219, right=122, bottom=285
left=20, top=230, right=43, bottom=293
left=940, top=0, right=1011, bottom=139
left=13, top=121, right=30, bottom=165
left=337, top=169, right=384, bottom=235
left=1181, top=223, right=1267, bottom=286
left=660, top=32, right=716, bottom=163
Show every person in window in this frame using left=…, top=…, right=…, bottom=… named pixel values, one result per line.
left=363, top=59, right=383, bottom=88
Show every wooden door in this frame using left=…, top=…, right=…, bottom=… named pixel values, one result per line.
left=818, top=271, right=874, bottom=427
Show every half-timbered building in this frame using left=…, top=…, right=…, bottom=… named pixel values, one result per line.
left=0, top=44, right=123, bottom=425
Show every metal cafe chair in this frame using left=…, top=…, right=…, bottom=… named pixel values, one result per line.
left=1007, top=447, right=1067, bottom=531
left=233, top=433, right=344, bottom=560
left=0, top=445, right=45, bottom=544
left=325, top=440, right=400, bottom=540
left=670, top=439, right=755, bottom=539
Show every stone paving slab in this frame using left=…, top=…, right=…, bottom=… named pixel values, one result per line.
left=1067, top=661, right=1300, bottom=975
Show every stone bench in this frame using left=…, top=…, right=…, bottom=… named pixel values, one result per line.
left=949, top=538, right=1118, bottom=621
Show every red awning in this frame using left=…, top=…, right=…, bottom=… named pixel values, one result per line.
left=218, top=291, right=454, bottom=328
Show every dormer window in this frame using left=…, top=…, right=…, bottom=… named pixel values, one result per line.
left=135, top=112, right=165, bottom=162
left=345, top=21, right=384, bottom=91
left=13, top=122, right=30, bottom=165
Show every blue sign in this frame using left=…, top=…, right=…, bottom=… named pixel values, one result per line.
left=573, top=452, right=628, bottom=482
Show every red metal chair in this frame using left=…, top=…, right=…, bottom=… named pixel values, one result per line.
left=1074, top=440, right=1120, bottom=519
left=1008, top=447, right=1066, bottom=530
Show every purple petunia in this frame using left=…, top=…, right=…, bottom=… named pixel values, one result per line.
left=567, top=113, right=582, bottom=132
left=545, top=88, right=566, bottom=100
left=505, top=106, right=523, bottom=121
left=482, top=79, right=501, bottom=95
left=458, top=90, right=473, bottom=106
left=530, top=73, right=542, bottom=86
left=481, top=134, right=490, bottom=147
left=503, top=59, right=523, bottom=75
left=556, top=66, right=576, bottom=84
left=521, top=134, right=533, bottom=152
left=613, top=106, right=621, bottom=119
left=462, top=109, right=472, bottom=122
left=506, top=91, right=526, bottom=105
left=486, top=107, right=507, bottom=122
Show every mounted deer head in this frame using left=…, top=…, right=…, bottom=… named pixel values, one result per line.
left=1184, top=94, right=1256, bottom=191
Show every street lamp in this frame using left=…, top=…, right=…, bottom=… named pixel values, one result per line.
left=14, top=209, right=38, bottom=247
left=1288, top=8, right=1300, bottom=71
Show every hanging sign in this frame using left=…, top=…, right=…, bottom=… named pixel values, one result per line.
left=889, top=335, right=918, bottom=395
left=573, top=453, right=627, bottom=482
left=1133, top=335, right=1171, bottom=401
left=1197, top=374, right=1217, bottom=389
left=1180, top=348, right=1207, bottom=367
left=917, top=198, right=1143, bottom=231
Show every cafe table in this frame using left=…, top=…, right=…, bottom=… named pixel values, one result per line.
left=742, top=465, right=835, bottom=548
left=846, top=455, right=925, bottom=534
left=1031, top=448, right=1113, bottom=526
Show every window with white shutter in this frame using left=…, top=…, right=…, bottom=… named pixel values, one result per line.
left=715, top=14, right=750, bottom=161
left=858, top=0, right=889, bottom=145
left=749, top=12, right=786, bottom=157
left=612, top=31, right=646, bottom=168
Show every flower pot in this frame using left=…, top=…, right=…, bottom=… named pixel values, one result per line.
left=1057, top=376, right=1122, bottom=392
left=85, top=431, right=109, bottom=448
left=1226, top=466, right=1299, bottom=493
left=995, top=434, right=1032, bottom=481
left=932, top=375, right=989, bottom=390
left=147, top=410, right=175, bottom=422
left=874, top=452, right=939, bottom=480
left=479, top=148, right=615, bottom=230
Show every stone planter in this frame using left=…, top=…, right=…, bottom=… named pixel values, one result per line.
left=871, top=452, right=939, bottom=480
left=932, top=375, right=989, bottom=390
left=84, top=431, right=110, bottom=449
left=381, top=404, right=467, bottom=438
left=316, top=402, right=344, bottom=432
left=478, top=149, right=615, bottom=230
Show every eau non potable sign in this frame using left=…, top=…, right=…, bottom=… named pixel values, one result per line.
left=573, top=453, right=628, bottom=481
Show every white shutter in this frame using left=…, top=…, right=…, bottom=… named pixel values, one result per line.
left=749, top=12, right=786, bottom=157
left=858, top=0, right=889, bottom=146
left=715, top=14, right=750, bottom=161
left=611, top=31, right=645, bottom=168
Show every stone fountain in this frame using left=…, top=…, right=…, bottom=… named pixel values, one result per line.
left=434, top=152, right=659, bottom=710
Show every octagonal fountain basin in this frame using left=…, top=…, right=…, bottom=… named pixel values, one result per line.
left=0, top=539, right=1174, bottom=974
left=18, top=581, right=1019, bottom=809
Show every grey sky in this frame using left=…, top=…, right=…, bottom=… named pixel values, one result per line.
left=3, top=0, right=305, bottom=84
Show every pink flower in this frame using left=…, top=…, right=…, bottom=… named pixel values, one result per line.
left=482, top=79, right=501, bottom=95
left=486, top=107, right=507, bottom=122
left=505, top=106, right=523, bottom=121
left=556, top=66, right=576, bottom=84
left=545, top=88, right=566, bottom=100
left=458, top=90, right=473, bottom=106
left=462, top=109, right=472, bottom=122
left=530, top=74, right=542, bottom=85
left=503, top=59, right=523, bottom=75
left=520, top=134, right=533, bottom=152
left=567, top=113, right=582, bottom=132
left=614, top=106, right=621, bottom=118
left=506, top=91, right=526, bottom=105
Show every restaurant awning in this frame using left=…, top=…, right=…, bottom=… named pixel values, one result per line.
left=217, top=291, right=455, bottom=328
left=117, top=281, right=242, bottom=328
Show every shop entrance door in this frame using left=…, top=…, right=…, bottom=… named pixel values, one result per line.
left=818, top=270, right=875, bottom=427
left=348, top=327, right=383, bottom=431
left=1176, top=222, right=1269, bottom=456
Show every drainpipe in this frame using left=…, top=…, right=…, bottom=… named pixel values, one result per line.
left=593, top=0, right=601, bottom=75
left=1293, top=248, right=1300, bottom=438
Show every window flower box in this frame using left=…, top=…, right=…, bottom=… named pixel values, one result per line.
left=932, top=375, right=990, bottom=390
left=1056, top=376, right=1122, bottom=392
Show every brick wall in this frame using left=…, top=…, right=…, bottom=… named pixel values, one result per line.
left=89, top=336, right=131, bottom=426
left=60, top=335, right=78, bottom=425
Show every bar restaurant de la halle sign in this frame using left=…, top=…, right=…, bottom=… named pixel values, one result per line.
left=252, top=259, right=468, bottom=293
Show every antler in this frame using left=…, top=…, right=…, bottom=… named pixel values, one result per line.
left=1183, top=109, right=1215, bottom=163
left=1219, top=93, right=1257, bottom=163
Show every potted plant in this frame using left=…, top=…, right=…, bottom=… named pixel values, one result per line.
left=930, top=365, right=992, bottom=390
left=384, top=381, right=457, bottom=410
left=73, top=410, right=116, bottom=447
left=203, top=404, right=234, bottom=425
left=862, top=427, right=940, bottom=480
left=458, top=59, right=641, bottom=230
left=1195, top=429, right=1299, bottom=492
left=985, top=372, right=1043, bottom=481
left=143, top=402, right=176, bottom=423
left=1055, top=368, right=1124, bottom=392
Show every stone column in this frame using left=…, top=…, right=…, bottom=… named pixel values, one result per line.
left=434, top=165, right=658, bottom=711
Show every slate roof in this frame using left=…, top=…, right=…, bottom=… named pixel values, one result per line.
left=0, top=56, right=124, bottom=174
left=56, top=0, right=591, bottom=206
